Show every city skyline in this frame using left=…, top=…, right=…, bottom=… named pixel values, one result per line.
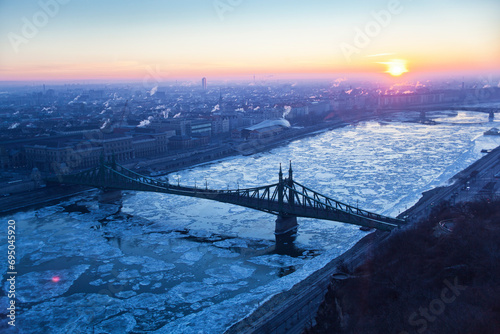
left=1, top=0, right=500, bottom=82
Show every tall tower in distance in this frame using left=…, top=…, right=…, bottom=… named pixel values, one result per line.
left=202, top=77, right=207, bottom=90
left=218, top=88, right=224, bottom=112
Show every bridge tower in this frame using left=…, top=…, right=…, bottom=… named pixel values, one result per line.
left=489, top=110, right=494, bottom=121
left=275, top=163, right=298, bottom=235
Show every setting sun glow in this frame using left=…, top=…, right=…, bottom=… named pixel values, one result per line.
left=0, top=1, right=498, bottom=81
left=381, top=59, right=409, bottom=77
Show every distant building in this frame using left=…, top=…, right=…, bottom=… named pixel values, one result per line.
left=0, top=147, right=26, bottom=170
left=191, top=119, right=212, bottom=137
left=211, top=116, right=230, bottom=135
left=151, top=119, right=192, bottom=136
left=288, top=104, right=308, bottom=119
left=202, top=77, right=207, bottom=90
left=168, top=135, right=209, bottom=150
left=154, top=91, right=166, bottom=99
left=25, top=142, right=102, bottom=172
left=23, top=128, right=176, bottom=172
left=231, top=129, right=242, bottom=139
left=308, top=101, right=331, bottom=115
left=131, top=135, right=157, bottom=158
left=241, top=119, right=290, bottom=140
left=218, top=89, right=224, bottom=112
left=89, top=90, right=104, bottom=99
left=90, top=134, right=134, bottom=162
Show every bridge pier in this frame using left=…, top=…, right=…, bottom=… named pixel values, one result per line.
left=274, top=229, right=299, bottom=255
left=98, top=189, right=122, bottom=204
left=275, top=215, right=298, bottom=235
left=274, top=215, right=299, bottom=255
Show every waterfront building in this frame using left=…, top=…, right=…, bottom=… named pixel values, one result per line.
left=241, top=119, right=290, bottom=140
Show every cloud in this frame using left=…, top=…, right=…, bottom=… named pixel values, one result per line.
left=366, top=53, right=394, bottom=57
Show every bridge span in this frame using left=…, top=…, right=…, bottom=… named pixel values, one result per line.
left=412, top=106, right=499, bottom=113
left=46, top=158, right=405, bottom=234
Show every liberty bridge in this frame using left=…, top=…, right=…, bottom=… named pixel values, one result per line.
left=47, top=158, right=405, bottom=235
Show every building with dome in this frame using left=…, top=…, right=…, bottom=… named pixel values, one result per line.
left=241, top=119, right=291, bottom=140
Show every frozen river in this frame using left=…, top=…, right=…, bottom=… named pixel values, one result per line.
left=2, top=109, right=500, bottom=333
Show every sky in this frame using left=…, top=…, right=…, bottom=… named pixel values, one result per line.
left=0, top=0, right=499, bottom=82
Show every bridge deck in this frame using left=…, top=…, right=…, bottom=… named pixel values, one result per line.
left=46, top=162, right=405, bottom=232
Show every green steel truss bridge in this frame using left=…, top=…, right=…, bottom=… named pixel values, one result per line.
left=47, top=160, right=405, bottom=233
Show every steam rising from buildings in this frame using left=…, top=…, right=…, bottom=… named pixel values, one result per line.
left=332, top=77, right=347, bottom=88
left=100, top=119, right=111, bottom=130
left=161, top=109, right=170, bottom=118
left=138, top=116, right=153, bottom=127
left=150, top=86, right=158, bottom=96
left=283, top=105, right=292, bottom=118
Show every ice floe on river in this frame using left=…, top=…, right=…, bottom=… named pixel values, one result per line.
left=2, top=111, right=500, bottom=333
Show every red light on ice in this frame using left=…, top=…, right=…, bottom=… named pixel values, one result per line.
left=52, top=276, right=60, bottom=283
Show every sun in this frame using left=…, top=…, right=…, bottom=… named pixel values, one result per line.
left=381, top=59, right=409, bottom=76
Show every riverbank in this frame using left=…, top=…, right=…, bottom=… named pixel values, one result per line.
left=0, top=110, right=374, bottom=215
left=308, top=199, right=500, bottom=334
left=225, top=142, right=500, bottom=333
left=225, top=231, right=389, bottom=334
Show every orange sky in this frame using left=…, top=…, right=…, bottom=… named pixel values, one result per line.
left=1, top=0, right=499, bottom=81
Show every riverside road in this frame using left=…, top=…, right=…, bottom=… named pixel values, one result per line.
left=226, top=143, right=500, bottom=334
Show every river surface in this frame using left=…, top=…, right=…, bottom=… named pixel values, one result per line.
left=1, top=109, right=500, bottom=333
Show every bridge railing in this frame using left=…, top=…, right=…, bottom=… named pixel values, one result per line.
left=109, top=163, right=403, bottom=225
left=50, top=161, right=404, bottom=229
left=286, top=180, right=405, bottom=225
left=109, top=164, right=171, bottom=188
left=110, top=163, right=284, bottom=202
left=112, top=162, right=280, bottom=195
left=219, top=183, right=280, bottom=202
